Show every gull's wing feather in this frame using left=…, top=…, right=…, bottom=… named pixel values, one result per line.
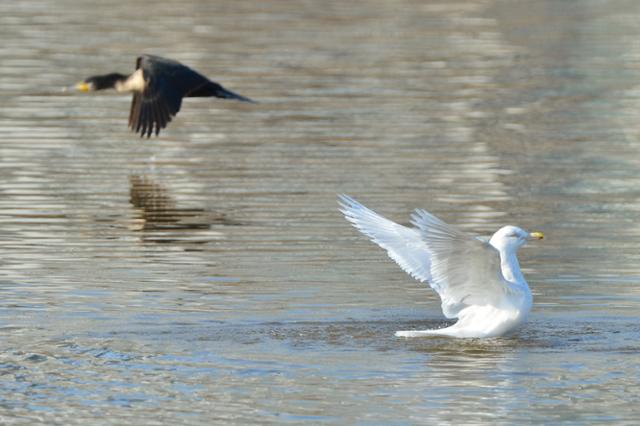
left=339, top=195, right=432, bottom=284
left=410, top=209, right=509, bottom=317
left=340, top=195, right=510, bottom=319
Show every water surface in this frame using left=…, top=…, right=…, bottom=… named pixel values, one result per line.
left=1, top=0, right=640, bottom=424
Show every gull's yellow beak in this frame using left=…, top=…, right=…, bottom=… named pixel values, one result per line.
left=75, top=82, right=91, bottom=92
left=529, top=231, right=544, bottom=240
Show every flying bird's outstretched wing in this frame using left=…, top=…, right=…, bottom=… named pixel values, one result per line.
left=128, top=56, right=182, bottom=137
left=128, top=55, right=253, bottom=137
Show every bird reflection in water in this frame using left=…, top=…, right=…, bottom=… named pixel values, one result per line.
left=129, top=175, right=239, bottom=247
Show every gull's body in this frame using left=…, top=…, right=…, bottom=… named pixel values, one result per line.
left=339, top=195, right=543, bottom=338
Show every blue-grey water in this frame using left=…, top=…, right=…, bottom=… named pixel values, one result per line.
left=1, top=0, right=640, bottom=424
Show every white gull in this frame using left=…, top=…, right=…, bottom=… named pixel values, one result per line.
left=339, top=195, right=543, bottom=338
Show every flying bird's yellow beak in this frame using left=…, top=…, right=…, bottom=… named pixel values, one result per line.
left=75, top=82, right=91, bottom=92
left=529, top=231, right=544, bottom=240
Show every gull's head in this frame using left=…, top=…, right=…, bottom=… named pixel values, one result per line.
left=489, top=225, right=544, bottom=252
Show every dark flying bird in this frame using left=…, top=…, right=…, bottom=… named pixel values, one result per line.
left=74, top=54, right=254, bottom=137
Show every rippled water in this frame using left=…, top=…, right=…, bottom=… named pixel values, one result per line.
left=1, top=0, right=640, bottom=424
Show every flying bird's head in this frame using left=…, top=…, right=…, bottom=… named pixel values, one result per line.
left=74, top=73, right=128, bottom=92
left=489, top=225, right=543, bottom=252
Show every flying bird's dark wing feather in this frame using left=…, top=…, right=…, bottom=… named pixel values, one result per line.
left=128, top=57, right=183, bottom=137
left=129, top=80, right=182, bottom=138
left=127, top=54, right=249, bottom=137
left=128, top=92, right=139, bottom=129
left=153, top=104, right=162, bottom=136
left=145, top=54, right=252, bottom=102
left=139, top=101, right=148, bottom=136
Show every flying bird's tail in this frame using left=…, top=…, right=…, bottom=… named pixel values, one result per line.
left=190, top=81, right=255, bottom=103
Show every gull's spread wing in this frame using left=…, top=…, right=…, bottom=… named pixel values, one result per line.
left=339, top=195, right=432, bottom=284
left=340, top=195, right=510, bottom=318
left=410, top=209, right=509, bottom=317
